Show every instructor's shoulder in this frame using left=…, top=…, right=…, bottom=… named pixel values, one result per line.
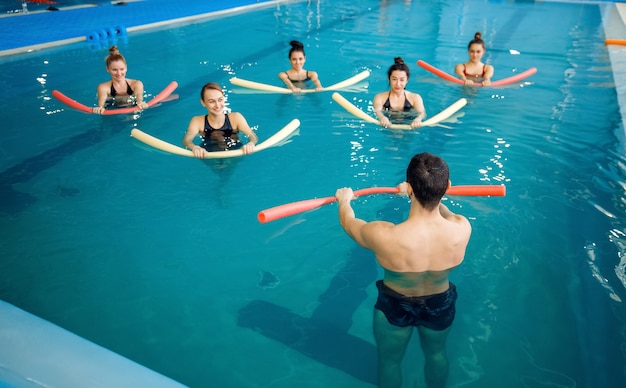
left=362, top=219, right=397, bottom=237
left=448, top=214, right=472, bottom=238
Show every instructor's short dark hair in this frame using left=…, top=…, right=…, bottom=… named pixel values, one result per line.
left=406, top=153, right=449, bottom=210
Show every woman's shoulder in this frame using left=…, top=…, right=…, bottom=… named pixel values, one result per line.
left=227, top=111, right=246, bottom=121
left=97, top=80, right=111, bottom=89
left=190, top=114, right=206, bottom=123
left=406, top=90, right=424, bottom=110
left=373, top=90, right=391, bottom=105
left=406, top=90, right=423, bottom=100
left=226, top=111, right=251, bottom=130
left=128, top=78, right=143, bottom=87
left=373, top=90, right=389, bottom=99
left=187, top=114, right=206, bottom=132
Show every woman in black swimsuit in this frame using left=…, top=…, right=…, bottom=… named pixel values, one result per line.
left=373, top=57, right=426, bottom=129
left=182, top=82, right=258, bottom=158
left=454, top=32, right=495, bottom=86
left=94, top=46, right=148, bottom=114
left=278, top=40, right=323, bottom=93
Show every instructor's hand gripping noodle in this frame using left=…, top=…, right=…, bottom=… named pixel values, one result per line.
left=258, top=185, right=506, bottom=223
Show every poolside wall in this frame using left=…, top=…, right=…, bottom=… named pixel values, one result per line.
left=602, top=2, right=626, bottom=140
left=0, top=300, right=187, bottom=387
left=0, top=0, right=281, bottom=57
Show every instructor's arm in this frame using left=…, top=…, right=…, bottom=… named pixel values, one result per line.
left=336, top=187, right=368, bottom=245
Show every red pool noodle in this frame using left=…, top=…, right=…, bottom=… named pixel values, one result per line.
left=52, top=81, right=178, bottom=115
left=258, top=185, right=506, bottom=223
left=416, top=60, right=536, bottom=87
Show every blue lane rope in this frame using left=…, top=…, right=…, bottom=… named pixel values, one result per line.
left=85, top=25, right=127, bottom=41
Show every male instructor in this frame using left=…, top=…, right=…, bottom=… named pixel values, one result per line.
left=335, top=152, right=472, bottom=388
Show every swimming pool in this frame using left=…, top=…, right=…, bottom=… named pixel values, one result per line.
left=1, top=0, right=107, bottom=14
left=1, top=0, right=625, bottom=386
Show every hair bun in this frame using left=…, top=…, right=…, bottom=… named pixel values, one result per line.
left=474, top=32, right=482, bottom=40
left=394, top=57, right=405, bottom=64
left=290, top=40, right=304, bottom=49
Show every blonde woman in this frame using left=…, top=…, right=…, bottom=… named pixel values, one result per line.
left=94, top=46, right=147, bottom=114
left=182, top=82, right=258, bottom=158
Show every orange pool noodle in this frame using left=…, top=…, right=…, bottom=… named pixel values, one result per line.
left=606, top=39, right=626, bottom=46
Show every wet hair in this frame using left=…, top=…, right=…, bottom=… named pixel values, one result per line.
left=288, top=40, right=305, bottom=59
left=406, top=152, right=450, bottom=210
left=105, top=46, right=126, bottom=68
left=200, top=82, right=223, bottom=100
left=468, top=32, right=486, bottom=50
left=387, top=57, right=410, bottom=79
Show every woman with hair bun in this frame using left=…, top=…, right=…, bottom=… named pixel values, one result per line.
left=278, top=40, right=323, bottom=93
left=454, top=32, right=494, bottom=86
left=373, top=57, right=426, bottom=129
left=93, top=46, right=148, bottom=114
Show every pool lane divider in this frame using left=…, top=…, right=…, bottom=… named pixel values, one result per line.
left=258, top=185, right=506, bottom=223
left=131, top=118, right=301, bottom=159
left=416, top=59, right=537, bottom=87
left=86, top=25, right=127, bottom=42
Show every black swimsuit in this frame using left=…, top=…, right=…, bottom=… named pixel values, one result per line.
left=106, top=81, right=135, bottom=108
left=200, top=113, right=241, bottom=152
left=382, top=91, right=413, bottom=112
left=286, top=71, right=311, bottom=82
left=375, top=280, right=457, bottom=331
left=110, top=81, right=134, bottom=97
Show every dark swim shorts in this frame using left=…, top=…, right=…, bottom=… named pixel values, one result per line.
left=374, top=280, right=457, bottom=331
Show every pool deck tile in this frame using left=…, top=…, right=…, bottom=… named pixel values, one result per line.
left=0, top=0, right=275, bottom=56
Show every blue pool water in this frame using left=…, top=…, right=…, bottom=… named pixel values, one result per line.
left=1, top=0, right=626, bottom=387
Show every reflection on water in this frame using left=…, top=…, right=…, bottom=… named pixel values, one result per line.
left=586, top=242, right=622, bottom=302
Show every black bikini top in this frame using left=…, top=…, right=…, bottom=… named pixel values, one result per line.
left=383, top=91, right=413, bottom=112
left=110, top=81, right=134, bottom=97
